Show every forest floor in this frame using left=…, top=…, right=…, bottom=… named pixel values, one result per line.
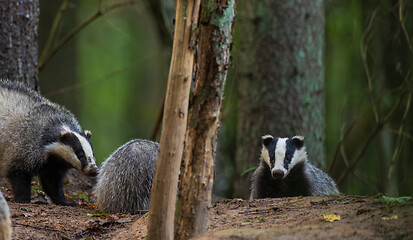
left=1, top=171, right=412, bottom=240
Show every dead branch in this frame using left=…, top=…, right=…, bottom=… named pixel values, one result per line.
left=336, top=88, right=408, bottom=185
left=38, top=0, right=70, bottom=66
left=38, top=0, right=139, bottom=71
left=360, top=9, right=379, bottom=123
left=386, top=91, right=412, bottom=192
left=398, top=0, right=413, bottom=54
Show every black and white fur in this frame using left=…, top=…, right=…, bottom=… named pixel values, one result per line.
left=250, top=135, right=339, bottom=199
left=0, top=191, right=11, bottom=240
left=93, top=139, right=158, bottom=214
left=0, top=80, right=98, bottom=205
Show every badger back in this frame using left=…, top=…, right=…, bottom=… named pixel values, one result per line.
left=0, top=80, right=97, bottom=176
left=94, top=139, right=159, bottom=214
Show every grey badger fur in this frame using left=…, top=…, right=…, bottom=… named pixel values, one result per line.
left=250, top=135, right=339, bottom=199
left=0, top=191, right=11, bottom=240
left=0, top=80, right=98, bottom=205
left=93, top=139, right=158, bottom=214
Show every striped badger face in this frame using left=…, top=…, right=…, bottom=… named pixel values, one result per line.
left=45, top=128, right=98, bottom=176
left=261, top=135, right=307, bottom=179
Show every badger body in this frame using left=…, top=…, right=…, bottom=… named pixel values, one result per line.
left=0, top=80, right=98, bottom=205
left=93, top=139, right=158, bottom=214
left=250, top=135, right=339, bottom=199
left=0, top=191, right=11, bottom=240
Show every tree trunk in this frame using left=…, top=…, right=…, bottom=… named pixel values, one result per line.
left=175, top=0, right=236, bottom=239
left=234, top=0, right=325, bottom=198
left=0, top=0, right=39, bottom=90
left=147, top=0, right=200, bottom=239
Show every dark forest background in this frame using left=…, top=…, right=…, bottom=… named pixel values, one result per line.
left=37, top=0, right=413, bottom=198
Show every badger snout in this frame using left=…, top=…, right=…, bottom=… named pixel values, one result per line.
left=85, top=166, right=98, bottom=177
left=83, top=159, right=99, bottom=176
left=271, top=169, right=285, bottom=179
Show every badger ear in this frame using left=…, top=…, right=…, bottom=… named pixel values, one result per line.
left=292, top=136, right=304, bottom=149
left=262, top=135, right=274, bottom=148
left=60, top=131, right=73, bottom=142
left=84, top=130, right=92, bottom=139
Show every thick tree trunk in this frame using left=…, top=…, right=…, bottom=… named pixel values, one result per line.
left=234, top=0, right=325, bottom=198
left=0, top=0, right=39, bottom=90
left=147, top=0, right=200, bottom=239
left=175, top=0, right=236, bottom=239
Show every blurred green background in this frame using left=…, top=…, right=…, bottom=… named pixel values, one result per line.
left=38, top=0, right=413, bottom=198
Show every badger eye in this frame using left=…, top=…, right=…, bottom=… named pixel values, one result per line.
left=285, top=156, right=292, bottom=163
left=77, top=152, right=85, bottom=159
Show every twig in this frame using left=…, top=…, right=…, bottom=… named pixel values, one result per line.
left=336, top=90, right=408, bottom=185
left=150, top=99, right=164, bottom=141
left=386, top=91, right=412, bottom=192
left=353, top=169, right=379, bottom=193
left=38, top=0, right=139, bottom=71
left=328, top=83, right=408, bottom=174
left=339, top=124, right=350, bottom=168
left=360, top=9, right=379, bottom=123
left=388, top=129, right=413, bottom=141
left=239, top=207, right=280, bottom=215
left=398, top=0, right=413, bottom=54
left=44, top=62, right=137, bottom=98
left=327, top=110, right=358, bottom=173
left=38, top=0, right=70, bottom=65
left=14, top=222, right=62, bottom=233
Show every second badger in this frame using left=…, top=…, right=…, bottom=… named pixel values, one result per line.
left=0, top=80, right=98, bottom=205
left=93, top=139, right=158, bottom=214
left=250, top=135, right=340, bottom=199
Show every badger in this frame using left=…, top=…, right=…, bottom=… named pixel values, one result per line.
left=0, top=80, right=98, bottom=205
left=250, top=135, right=340, bottom=199
left=93, top=139, right=158, bottom=214
left=0, top=191, right=11, bottom=240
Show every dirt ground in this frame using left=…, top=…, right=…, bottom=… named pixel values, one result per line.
left=1, top=171, right=412, bottom=240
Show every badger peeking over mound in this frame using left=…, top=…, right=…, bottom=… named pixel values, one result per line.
left=0, top=80, right=98, bottom=205
left=0, top=191, right=11, bottom=240
left=250, top=135, right=339, bottom=199
left=93, top=139, right=158, bottom=214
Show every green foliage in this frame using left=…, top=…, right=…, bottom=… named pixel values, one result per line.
left=87, top=213, right=108, bottom=217
left=241, top=166, right=258, bottom=177
left=257, top=218, right=265, bottom=223
left=73, top=192, right=89, bottom=202
left=379, top=194, right=412, bottom=206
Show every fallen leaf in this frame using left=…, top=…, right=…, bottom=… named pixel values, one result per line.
left=381, top=215, right=398, bottom=220
left=90, top=203, right=99, bottom=209
left=118, top=217, right=131, bottom=223
left=73, top=192, right=89, bottom=202
left=323, top=214, right=341, bottom=222
left=241, top=221, right=251, bottom=225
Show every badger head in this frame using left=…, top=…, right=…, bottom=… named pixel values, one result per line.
left=44, top=129, right=98, bottom=176
left=260, top=135, right=307, bottom=179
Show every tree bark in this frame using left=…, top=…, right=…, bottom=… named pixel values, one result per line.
left=147, top=0, right=200, bottom=239
left=175, top=0, right=236, bottom=239
left=234, top=0, right=325, bottom=198
left=0, top=0, right=39, bottom=90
